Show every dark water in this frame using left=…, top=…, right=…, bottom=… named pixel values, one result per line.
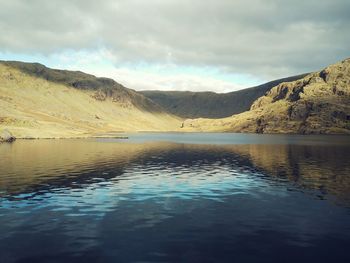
left=1, top=133, right=350, bottom=263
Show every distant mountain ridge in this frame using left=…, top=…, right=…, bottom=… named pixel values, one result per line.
left=141, top=74, right=308, bottom=118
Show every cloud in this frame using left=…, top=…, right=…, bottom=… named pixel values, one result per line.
left=47, top=49, right=246, bottom=93
left=97, top=68, right=246, bottom=93
left=0, top=0, right=349, bottom=84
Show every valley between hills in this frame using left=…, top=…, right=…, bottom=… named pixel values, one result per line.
left=0, top=58, right=349, bottom=138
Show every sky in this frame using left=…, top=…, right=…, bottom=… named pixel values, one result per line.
left=0, top=0, right=349, bottom=93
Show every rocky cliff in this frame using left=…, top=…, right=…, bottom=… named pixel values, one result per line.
left=182, top=58, right=350, bottom=134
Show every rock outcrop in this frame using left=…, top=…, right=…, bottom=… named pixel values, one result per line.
left=0, top=129, right=16, bottom=142
left=182, top=58, right=350, bottom=134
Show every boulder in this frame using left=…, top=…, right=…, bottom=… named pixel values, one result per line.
left=0, top=129, right=16, bottom=143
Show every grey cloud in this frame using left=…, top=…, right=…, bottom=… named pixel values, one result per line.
left=0, top=0, right=349, bottom=79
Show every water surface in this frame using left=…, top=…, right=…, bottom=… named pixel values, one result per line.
left=1, top=133, right=350, bottom=262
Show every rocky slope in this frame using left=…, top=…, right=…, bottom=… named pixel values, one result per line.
left=0, top=61, right=181, bottom=138
left=141, top=74, right=307, bottom=118
left=182, top=58, right=350, bottom=134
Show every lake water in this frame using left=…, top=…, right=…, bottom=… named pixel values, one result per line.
left=1, top=133, right=350, bottom=263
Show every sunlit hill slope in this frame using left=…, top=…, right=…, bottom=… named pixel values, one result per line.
left=182, top=58, right=350, bottom=134
left=0, top=61, right=181, bottom=138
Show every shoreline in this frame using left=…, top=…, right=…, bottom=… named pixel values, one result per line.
left=10, top=132, right=350, bottom=141
left=2, top=129, right=350, bottom=143
left=16, top=135, right=129, bottom=140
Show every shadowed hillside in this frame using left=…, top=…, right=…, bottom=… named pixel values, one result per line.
left=141, top=74, right=307, bottom=118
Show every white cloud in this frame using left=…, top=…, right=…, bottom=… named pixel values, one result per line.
left=0, top=0, right=349, bottom=87
left=96, top=68, right=245, bottom=93
left=51, top=52, right=245, bottom=93
left=34, top=49, right=248, bottom=93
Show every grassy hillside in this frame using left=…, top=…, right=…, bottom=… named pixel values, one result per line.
left=0, top=61, right=181, bottom=138
left=2, top=59, right=348, bottom=137
left=141, top=74, right=307, bottom=118
left=182, top=58, right=350, bottom=134
left=2, top=61, right=163, bottom=113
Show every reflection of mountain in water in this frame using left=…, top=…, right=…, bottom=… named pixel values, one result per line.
left=1, top=140, right=350, bottom=203
left=228, top=144, right=350, bottom=203
left=0, top=140, right=180, bottom=195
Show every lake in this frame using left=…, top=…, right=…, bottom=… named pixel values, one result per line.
left=1, top=133, right=350, bottom=263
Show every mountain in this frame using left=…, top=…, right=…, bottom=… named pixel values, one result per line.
left=0, top=61, right=181, bottom=138
left=182, top=58, right=350, bottom=134
left=1, top=58, right=349, bottom=137
left=141, top=74, right=308, bottom=118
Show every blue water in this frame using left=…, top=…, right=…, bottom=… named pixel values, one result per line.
left=109, top=132, right=350, bottom=145
left=0, top=133, right=350, bottom=262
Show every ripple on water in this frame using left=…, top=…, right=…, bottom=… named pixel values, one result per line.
left=1, top=138, right=350, bottom=262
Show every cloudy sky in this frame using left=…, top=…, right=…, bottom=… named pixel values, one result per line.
left=0, top=0, right=349, bottom=92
